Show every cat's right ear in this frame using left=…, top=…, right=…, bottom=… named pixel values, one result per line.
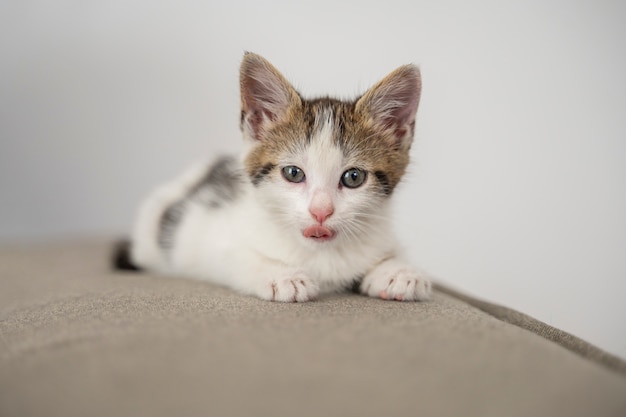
left=240, top=52, right=301, bottom=141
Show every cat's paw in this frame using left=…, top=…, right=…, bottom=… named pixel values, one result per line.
left=361, top=260, right=431, bottom=301
left=256, top=271, right=319, bottom=303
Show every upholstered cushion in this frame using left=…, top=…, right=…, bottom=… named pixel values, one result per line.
left=1, top=241, right=625, bottom=417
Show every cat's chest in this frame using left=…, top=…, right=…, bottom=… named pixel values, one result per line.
left=253, top=230, right=392, bottom=284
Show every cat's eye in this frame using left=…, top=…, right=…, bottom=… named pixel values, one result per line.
left=282, top=165, right=306, bottom=183
left=341, top=168, right=367, bottom=188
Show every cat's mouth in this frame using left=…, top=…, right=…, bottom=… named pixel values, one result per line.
left=302, top=225, right=336, bottom=241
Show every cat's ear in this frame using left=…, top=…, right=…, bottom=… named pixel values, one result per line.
left=240, top=52, right=301, bottom=141
left=355, top=65, right=421, bottom=149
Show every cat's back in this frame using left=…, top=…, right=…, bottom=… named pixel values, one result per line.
left=182, top=156, right=247, bottom=210
left=130, top=156, right=250, bottom=272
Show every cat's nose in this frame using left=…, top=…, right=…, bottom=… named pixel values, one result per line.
left=309, top=190, right=334, bottom=224
left=309, top=205, right=334, bottom=224
left=309, top=189, right=335, bottom=224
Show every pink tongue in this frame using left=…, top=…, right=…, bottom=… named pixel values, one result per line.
left=303, top=225, right=334, bottom=239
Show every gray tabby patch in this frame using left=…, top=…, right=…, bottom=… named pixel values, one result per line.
left=158, top=156, right=244, bottom=251
left=158, top=200, right=186, bottom=250
left=190, top=156, right=243, bottom=208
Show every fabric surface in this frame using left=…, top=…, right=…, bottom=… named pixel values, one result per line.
left=1, top=240, right=625, bottom=417
left=434, top=284, right=626, bottom=376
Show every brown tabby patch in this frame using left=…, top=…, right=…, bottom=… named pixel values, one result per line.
left=244, top=95, right=410, bottom=196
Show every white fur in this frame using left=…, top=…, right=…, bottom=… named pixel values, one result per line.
left=131, top=115, right=431, bottom=302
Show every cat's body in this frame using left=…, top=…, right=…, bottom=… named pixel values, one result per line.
left=117, top=53, right=431, bottom=303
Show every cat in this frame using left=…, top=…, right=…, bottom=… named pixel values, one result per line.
left=114, top=52, right=431, bottom=303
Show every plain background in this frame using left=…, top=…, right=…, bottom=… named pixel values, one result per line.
left=1, top=1, right=625, bottom=358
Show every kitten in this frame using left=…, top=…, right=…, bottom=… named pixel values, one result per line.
left=114, top=52, right=431, bottom=303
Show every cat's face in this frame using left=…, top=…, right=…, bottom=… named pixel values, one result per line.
left=239, top=53, right=421, bottom=245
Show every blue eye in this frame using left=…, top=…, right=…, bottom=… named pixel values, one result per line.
left=341, top=168, right=367, bottom=188
left=282, top=165, right=305, bottom=183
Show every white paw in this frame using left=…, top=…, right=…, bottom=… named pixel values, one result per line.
left=361, top=260, right=431, bottom=301
left=256, top=271, right=319, bottom=303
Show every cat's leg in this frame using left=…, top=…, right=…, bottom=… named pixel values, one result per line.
left=171, top=207, right=321, bottom=303
left=248, top=266, right=320, bottom=303
left=361, top=258, right=431, bottom=301
left=193, top=258, right=320, bottom=303
left=226, top=253, right=319, bottom=302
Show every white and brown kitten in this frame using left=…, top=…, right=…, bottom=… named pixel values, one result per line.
left=115, top=52, right=431, bottom=303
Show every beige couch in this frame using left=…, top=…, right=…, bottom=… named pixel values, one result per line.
left=1, top=240, right=625, bottom=417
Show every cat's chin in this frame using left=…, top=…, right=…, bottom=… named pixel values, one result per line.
left=302, top=225, right=336, bottom=242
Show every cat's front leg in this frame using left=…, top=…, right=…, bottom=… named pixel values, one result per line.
left=361, top=258, right=431, bottom=301
left=251, top=268, right=320, bottom=303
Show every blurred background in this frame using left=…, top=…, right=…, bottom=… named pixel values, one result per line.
left=1, top=1, right=625, bottom=358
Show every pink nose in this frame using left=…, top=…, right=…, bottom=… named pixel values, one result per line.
left=309, top=205, right=334, bottom=224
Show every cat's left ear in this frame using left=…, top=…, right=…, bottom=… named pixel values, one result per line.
left=355, top=65, right=421, bottom=149
left=240, top=52, right=301, bottom=141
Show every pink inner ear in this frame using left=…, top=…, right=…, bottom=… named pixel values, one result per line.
left=357, top=65, right=421, bottom=144
left=380, top=82, right=420, bottom=132
left=394, top=126, right=407, bottom=139
left=241, top=81, right=282, bottom=141
left=242, top=79, right=283, bottom=121
left=240, top=54, right=299, bottom=141
left=263, top=109, right=277, bottom=122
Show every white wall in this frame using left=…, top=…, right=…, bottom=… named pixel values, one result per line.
left=2, top=1, right=625, bottom=358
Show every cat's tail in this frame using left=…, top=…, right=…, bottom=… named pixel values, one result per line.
left=111, top=239, right=143, bottom=272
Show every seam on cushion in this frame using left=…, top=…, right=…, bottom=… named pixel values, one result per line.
left=433, top=282, right=626, bottom=378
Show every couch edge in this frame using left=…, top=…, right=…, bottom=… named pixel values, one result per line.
left=433, top=282, right=626, bottom=378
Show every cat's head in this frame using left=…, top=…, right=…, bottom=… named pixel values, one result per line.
left=239, top=52, right=421, bottom=246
